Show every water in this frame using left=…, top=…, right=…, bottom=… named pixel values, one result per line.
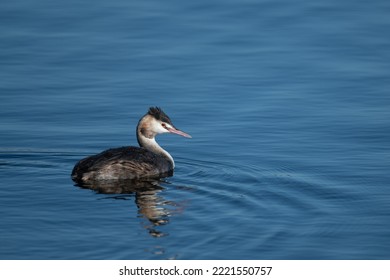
left=1, top=0, right=390, bottom=259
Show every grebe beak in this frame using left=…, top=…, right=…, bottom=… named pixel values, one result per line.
left=167, top=127, right=192, bottom=138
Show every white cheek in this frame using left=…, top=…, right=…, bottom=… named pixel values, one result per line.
left=151, top=119, right=169, bottom=134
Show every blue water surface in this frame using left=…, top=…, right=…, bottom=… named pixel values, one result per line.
left=1, top=0, right=390, bottom=259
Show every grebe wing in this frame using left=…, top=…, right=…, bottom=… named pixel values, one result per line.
left=71, top=146, right=172, bottom=181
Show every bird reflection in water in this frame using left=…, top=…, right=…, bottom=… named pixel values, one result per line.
left=75, top=179, right=182, bottom=238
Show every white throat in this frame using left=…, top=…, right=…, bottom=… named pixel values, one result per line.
left=139, top=135, right=175, bottom=168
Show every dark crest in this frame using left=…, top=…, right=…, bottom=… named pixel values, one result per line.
left=148, top=107, right=172, bottom=124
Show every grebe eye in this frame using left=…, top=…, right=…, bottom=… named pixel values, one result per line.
left=161, top=123, right=167, bottom=129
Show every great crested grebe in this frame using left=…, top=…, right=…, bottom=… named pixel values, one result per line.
left=71, top=107, right=191, bottom=182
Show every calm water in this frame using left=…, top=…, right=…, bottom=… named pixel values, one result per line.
left=1, top=0, right=390, bottom=259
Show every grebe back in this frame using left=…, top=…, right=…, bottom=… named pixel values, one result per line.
left=71, top=107, right=191, bottom=182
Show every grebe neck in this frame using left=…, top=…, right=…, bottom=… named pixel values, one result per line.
left=136, top=115, right=175, bottom=168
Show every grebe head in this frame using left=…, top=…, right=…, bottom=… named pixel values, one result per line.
left=147, top=107, right=192, bottom=138
left=136, top=107, right=191, bottom=168
left=137, top=107, right=191, bottom=147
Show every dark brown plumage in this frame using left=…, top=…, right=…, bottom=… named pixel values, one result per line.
left=71, top=146, right=172, bottom=182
